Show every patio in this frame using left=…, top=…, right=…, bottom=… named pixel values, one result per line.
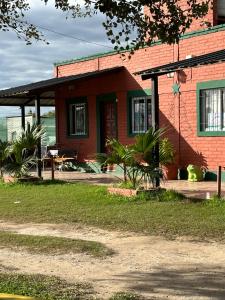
left=39, top=170, right=225, bottom=199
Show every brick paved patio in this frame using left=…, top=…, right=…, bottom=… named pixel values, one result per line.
left=162, top=180, right=223, bottom=199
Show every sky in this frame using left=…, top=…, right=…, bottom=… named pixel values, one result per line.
left=0, top=0, right=113, bottom=117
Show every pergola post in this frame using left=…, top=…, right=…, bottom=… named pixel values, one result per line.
left=35, top=95, right=42, bottom=178
left=20, top=105, right=25, bottom=130
left=151, top=76, right=160, bottom=187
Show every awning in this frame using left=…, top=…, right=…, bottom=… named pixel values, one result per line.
left=0, top=66, right=124, bottom=106
left=135, top=49, right=225, bottom=80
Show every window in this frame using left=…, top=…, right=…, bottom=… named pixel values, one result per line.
left=68, top=99, right=88, bottom=137
left=217, top=0, right=225, bottom=25
left=131, top=96, right=152, bottom=134
left=200, top=88, right=225, bottom=132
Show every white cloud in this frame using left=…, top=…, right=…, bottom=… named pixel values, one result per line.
left=0, top=2, right=112, bottom=116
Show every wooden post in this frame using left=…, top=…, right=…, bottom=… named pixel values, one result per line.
left=51, top=156, right=55, bottom=180
left=151, top=76, right=160, bottom=188
left=35, top=95, right=42, bottom=178
left=217, top=165, right=222, bottom=198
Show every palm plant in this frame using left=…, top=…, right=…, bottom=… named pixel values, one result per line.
left=95, top=152, right=108, bottom=173
left=132, top=128, right=175, bottom=187
left=0, top=140, right=8, bottom=177
left=159, top=137, right=175, bottom=165
left=100, top=128, right=175, bottom=189
left=96, top=138, right=142, bottom=188
left=132, top=127, right=164, bottom=165
left=105, top=138, right=133, bottom=182
left=96, top=139, right=130, bottom=181
left=96, top=128, right=174, bottom=188
left=4, top=124, right=46, bottom=178
left=5, top=149, right=37, bottom=178
left=131, top=128, right=163, bottom=187
left=10, top=123, right=46, bottom=156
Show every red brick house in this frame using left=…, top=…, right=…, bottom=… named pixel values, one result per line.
left=1, top=0, right=225, bottom=180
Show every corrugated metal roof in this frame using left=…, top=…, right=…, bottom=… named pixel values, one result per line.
left=0, top=66, right=124, bottom=106
left=135, top=49, right=225, bottom=80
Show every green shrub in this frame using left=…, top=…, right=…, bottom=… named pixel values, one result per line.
left=117, top=181, right=136, bottom=190
left=136, top=189, right=186, bottom=202
left=159, top=189, right=186, bottom=202
left=97, top=128, right=175, bottom=189
left=4, top=124, right=46, bottom=178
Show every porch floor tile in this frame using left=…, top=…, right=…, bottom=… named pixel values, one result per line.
left=161, top=180, right=224, bottom=199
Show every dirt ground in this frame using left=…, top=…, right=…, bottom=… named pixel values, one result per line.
left=0, top=221, right=225, bottom=300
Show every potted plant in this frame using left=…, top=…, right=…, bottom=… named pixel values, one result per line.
left=95, top=153, right=108, bottom=173
left=159, top=138, right=176, bottom=180
left=104, top=128, right=175, bottom=197
left=3, top=124, right=46, bottom=182
left=0, top=140, right=8, bottom=178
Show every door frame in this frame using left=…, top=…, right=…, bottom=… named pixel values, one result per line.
left=96, top=92, right=118, bottom=153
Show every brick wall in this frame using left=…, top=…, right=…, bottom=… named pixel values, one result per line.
left=55, top=19, right=225, bottom=171
left=55, top=70, right=137, bottom=160
left=144, top=0, right=215, bottom=33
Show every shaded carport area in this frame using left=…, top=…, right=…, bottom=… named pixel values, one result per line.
left=0, top=66, right=124, bottom=178
left=135, top=48, right=225, bottom=187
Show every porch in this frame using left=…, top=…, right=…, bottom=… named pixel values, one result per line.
left=35, top=169, right=225, bottom=199
left=0, top=67, right=124, bottom=178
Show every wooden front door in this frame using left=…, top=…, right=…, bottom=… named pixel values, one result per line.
left=100, top=101, right=117, bottom=152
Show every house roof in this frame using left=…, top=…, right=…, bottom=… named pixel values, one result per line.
left=0, top=66, right=124, bottom=106
left=135, top=49, right=225, bottom=80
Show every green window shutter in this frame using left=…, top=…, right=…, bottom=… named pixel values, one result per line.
left=66, top=97, right=89, bottom=139
left=197, top=79, right=225, bottom=136
left=126, top=89, right=151, bottom=137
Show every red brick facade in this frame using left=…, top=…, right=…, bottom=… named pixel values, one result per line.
left=54, top=0, right=225, bottom=175
left=143, top=0, right=216, bottom=32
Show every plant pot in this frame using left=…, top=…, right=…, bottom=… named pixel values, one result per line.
left=108, top=164, right=115, bottom=172
left=2, top=175, right=16, bottom=183
left=108, top=187, right=137, bottom=197
left=3, top=175, right=41, bottom=183
left=108, top=186, right=164, bottom=198
left=163, top=164, right=178, bottom=180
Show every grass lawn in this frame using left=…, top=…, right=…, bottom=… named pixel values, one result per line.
left=0, top=273, right=143, bottom=300
left=0, top=231, right=113, bottom=257
left=0, top=273, right=93, bottom=300
left=0, top=181, right=225, bottom=239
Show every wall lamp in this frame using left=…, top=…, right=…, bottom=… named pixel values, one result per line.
left=167, top=72, right=175, bottom=78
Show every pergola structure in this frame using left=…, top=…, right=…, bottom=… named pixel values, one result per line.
left=0, top=66, right=123, bottom=177
left=135, top=48, right=225, bottom=187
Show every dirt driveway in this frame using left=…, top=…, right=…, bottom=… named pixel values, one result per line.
left=0, top=221, right=225, bottom=300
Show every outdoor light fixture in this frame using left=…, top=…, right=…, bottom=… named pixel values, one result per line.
left=167, top=72, right=175, bottom=78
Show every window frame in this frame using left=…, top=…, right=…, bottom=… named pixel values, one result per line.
left=197, top=80, right=225, bottom=137
left=216, top=0, right=225, bottom=25
left=127, top=89, right=151, bottom=137
left=66, top=97, right=89, bottom=138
